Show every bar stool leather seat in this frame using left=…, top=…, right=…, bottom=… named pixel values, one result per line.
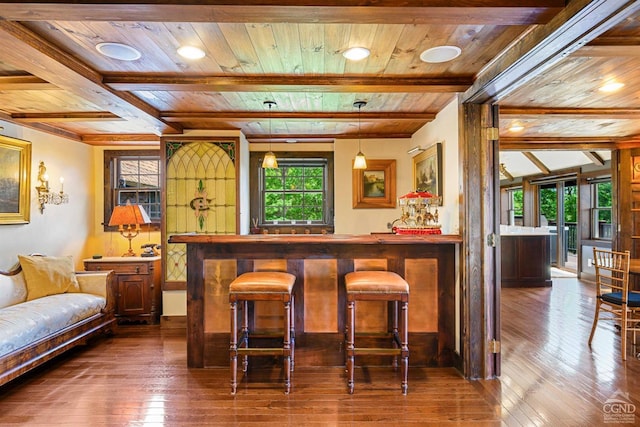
left=229, top=271, right=296, bottom=394
left=345, top=270, right=409, bottom=394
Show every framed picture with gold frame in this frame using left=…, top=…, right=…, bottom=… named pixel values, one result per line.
left=412, top=142, right=443, bottom=205
left=0, top=135, right=31, bottom=224
left=352, top=159, right=396, bottom=209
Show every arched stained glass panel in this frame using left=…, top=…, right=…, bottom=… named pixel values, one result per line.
left=164, top=141, right=236, bottom=282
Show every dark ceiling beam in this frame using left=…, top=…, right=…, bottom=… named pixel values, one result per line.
left=574, top=35, right=640, bottom=56
left=81, top=134, right=161, bottom=146
left=0, top=75, right=58, bottom=90
left=247, top=136, right=335, bottom=144
left=0, top=21, right=182, bottom=136
left=584, top=151, right=605, bottom=166
left=0, top=111, right=82, bottom=141
left=522, top=152, right=551, bottom=175
left=161, top=111, right=436, bottom=121
left=464, top=0, right=640, bottom=104
left=500, top=107, right=640, bottom=119
left=82, top=131, right=408, bottom=145
left=575, top=45, right=640, bottom=56
left=12, top=112, right=123, bottom=122
left=499, top=163, right=514, bottom=181
left=616, top=134, right=640, bottom=148
left=500, top=136, right=617, bottom=150
left=105, top=75, right=472, bottom=94
left=248, top=131, right=413, bottom=142
left=573, top=36, right=640, bottom=58
left=590, top=36, right=640, bottom=45
left=0, top=1, right=564, bottom=25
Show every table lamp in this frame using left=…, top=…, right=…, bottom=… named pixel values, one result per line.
left=108, top=203, right=151, bottom=257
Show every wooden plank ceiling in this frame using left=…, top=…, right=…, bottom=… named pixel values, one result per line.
left=0, top=1, right=639, bottom=177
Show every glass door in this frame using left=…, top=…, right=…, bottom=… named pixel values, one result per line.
left=538, top=180, right=577, bottom=270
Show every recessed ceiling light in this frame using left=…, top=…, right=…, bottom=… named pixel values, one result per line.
left=599, top=80, right=624, bottom=93
left=95, top=42, right=141, bottom=61
left=177, top=45, right=206, bottom=60
left=420, top=45, right=462, bottom=63
left=343, top=47, right=370, bottom=61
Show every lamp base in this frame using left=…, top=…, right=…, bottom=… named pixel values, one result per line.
left=121, top=234, right=137, bottom=257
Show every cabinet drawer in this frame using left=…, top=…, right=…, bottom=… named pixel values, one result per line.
left=85, top=262, right=150, bottom=275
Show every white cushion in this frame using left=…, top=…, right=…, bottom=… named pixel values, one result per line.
left=0, top=293, right=106, bottom=358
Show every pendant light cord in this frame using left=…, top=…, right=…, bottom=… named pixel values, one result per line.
left=268, top=101, right=273, bottom=151
left=353, top=100, right=367, bottom=169
left=262, top=100, right=278, bottom=168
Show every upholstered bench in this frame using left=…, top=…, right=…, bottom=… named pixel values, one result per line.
left=0, top=255, right=116, bottom=386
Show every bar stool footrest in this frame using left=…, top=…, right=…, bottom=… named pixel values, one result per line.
left=353, top=348, right=402, bottom=356
left=237, top=348, right=285, bottom=356
left=245, top=330, right=288, bottom=339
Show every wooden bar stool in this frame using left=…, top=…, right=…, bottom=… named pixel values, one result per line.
left=345, top=270, right=409, bottom=394
left=229, top=271, right=296, bottom=395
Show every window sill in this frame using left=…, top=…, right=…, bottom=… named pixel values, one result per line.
left=253, top=225, right=334, bottom=235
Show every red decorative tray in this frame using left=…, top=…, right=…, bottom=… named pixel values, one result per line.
left=394, top=228, right=442, bottom=235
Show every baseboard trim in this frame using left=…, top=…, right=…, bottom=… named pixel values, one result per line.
left=161, top=315, right=187, bottom=329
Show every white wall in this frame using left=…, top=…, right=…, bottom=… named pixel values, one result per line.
left=0, top=120, right=93, bottom=270
left=410, top=99, right=460, bottom=235
left=334, top=138, right=411, bottom=234
left=335, top=98, right=460, bottom=235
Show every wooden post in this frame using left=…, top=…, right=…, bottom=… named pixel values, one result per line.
left=459, top=100, right=500, bottom=379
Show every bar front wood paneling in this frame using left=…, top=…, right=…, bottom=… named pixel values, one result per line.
left=168, top=233, right=462, bottom=369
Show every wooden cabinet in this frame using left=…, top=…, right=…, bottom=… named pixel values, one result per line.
left=84, top=256, right=161, bottom=323
left=501, top=234, right=551, bottom=287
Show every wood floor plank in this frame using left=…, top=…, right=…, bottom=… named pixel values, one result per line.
left=1, top=276, right=640, bottom=425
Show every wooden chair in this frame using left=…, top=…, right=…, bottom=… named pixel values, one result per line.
left=588, top=248, right=640, bottom=360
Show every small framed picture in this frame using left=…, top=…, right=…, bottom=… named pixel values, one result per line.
left=352, top=159, right=396, bottom=209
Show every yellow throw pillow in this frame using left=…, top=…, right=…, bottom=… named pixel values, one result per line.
left=18, top=255, right=81, bottom=301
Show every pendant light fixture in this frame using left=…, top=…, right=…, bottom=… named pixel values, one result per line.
left=262, top=100, right=278, bottom=169
left=353, top=100, right=367, bottom=170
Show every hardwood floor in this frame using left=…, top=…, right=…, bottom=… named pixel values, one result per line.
left=1, top=277, right=639, bottom=426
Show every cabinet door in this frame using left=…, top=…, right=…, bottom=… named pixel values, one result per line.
left=518, top=236, right=549, bottom=280
left=118, top=275, right=150, bottom=316
left=500, top=236, right=518, bottom=281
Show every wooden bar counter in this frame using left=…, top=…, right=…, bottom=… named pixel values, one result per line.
left=168, top=233, right=462, bottom=369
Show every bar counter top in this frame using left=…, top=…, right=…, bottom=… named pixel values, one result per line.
left=169, top=233, right=462, bottom=245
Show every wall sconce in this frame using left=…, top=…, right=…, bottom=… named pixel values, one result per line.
left=108, top=203, right=151, bottom=257
left=35, top=161, right=69, bottom=214
left=407, top=146, right=425, bottom=155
